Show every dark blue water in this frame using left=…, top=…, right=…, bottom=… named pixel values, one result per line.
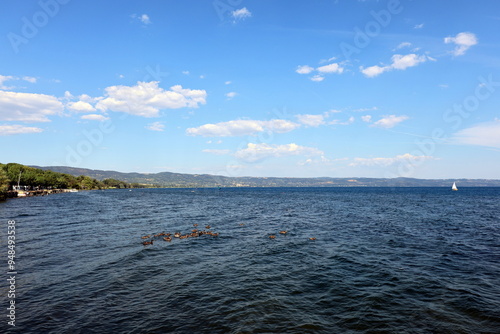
left=1, top=187, right=499, bottom=333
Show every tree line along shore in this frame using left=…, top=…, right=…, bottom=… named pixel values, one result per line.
left=0, top=163, right=148, bottom=201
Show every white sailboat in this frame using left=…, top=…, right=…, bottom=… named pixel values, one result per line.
left=452, top=182, right=458, bottom=191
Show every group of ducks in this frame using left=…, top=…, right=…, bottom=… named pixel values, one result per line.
left=141, top=223, right=316, bottom=246
left=141, top=224, right=219, bottom=246
left=268, top=230, right=316, bottom=241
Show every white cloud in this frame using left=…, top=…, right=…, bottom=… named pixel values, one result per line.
left=0, top=75, right=37, bottom=89
left=67, top=101, right=96, bottom=113
left=371, top=115, right=408, bottom=128
left=132, top=13, right=151, bottom=25
left=182, top=71, right=190, bottom=75
left=96, top=81, right=207, bottom=117
left=0, top=91, right=63, bottom=122
left=81, top=114, right=109, bottom=121
left=320, top=56, right=337, bottom=64
left=451, top=120, right=500, bottom=149
left=225, top=81, right=232, bottom=85
left=0, top=75, right=14, bottom=89
left=330, top=116, right=355, bottom=125
left=317, top=63, right=344, bottom=74
left=391, top=54, right=428, bottom=70
left=296, top=110, right=342, bottom=127
left=361, top=115, right=372, bottom=122
left=360, top=54, right=429, bottom=77
left=140, top=14, right=151, bottom=24
left=296, top=62, right=344, bottom=81
left=232, top=7, right=252, bottom=20
left=202, top=149, right=231, bottom=155
left=311, top=74, right=325, bottom=82
left=226, top=92, right=237, bottom=99
left=296, top=65, right=314, bottom=74
left=22, top=76, right=37, bottom=83
left=78, top=93, right=99, bottom=103
left=146, top=121, right=165, bottom=131
left=296, top=114, right=325, bottom=127
left=444, top=32, right=477, bottom=56
left=395, top=42, right=412, bottom=50
left=310, top=75, right=324, bottom=82
left=360, top=65, right=387, bottom=78
left=235, top=143, right=323, bottom=162
left=0, top=124, right=43, bottom=135
left=186, top=119, right=300, bottom=137
left=350, top=153, right=435, bottom=167
left=414, top=23, right=424, bottom=29
left=353, top=106, right=378, bottom=112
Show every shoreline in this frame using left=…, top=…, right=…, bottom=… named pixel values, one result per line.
left=6, top=189, right=78, bottom=199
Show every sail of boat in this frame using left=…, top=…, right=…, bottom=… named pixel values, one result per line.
left=452, top=182, right=458, bottom=191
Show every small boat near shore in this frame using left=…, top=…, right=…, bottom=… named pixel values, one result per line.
left=452, top=182, right=458, bottom=191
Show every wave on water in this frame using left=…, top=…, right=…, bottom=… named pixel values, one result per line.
left=1, top=187, right=499, bottom=333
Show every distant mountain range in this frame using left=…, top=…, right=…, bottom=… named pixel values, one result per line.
left=32, top=166, right=500, bottom=188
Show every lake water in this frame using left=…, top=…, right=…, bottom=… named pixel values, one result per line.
left=1, top=187, right=499, bottom=333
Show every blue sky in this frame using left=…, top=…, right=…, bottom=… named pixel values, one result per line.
left=1, top=0, right=499, bottom=179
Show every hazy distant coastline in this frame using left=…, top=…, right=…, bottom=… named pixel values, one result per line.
left=33, top=166, right=500, bottom=188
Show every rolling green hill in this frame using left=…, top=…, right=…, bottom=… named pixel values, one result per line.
left=32, top=166, right=500, bottom=188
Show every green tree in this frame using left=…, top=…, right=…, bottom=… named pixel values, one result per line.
left=0, top=168, right=10, bottom=201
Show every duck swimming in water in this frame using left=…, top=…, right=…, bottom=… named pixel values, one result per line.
left=141, top=235, right=151, bottom=239
left=309, top=237, right=316, bottom=241
left=174, top=232, right=181, bottom=238
left=142, top=240, right=154, bottom=246
left=279, top=230, right=287, bottom=234
left=163, top=237, right=172, bottom=242
left=269, top=235, right=276, bottom=239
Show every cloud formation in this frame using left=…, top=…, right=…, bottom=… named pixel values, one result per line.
left=0, top=75, right=37, bottom=89
left=0, top=124, right=43, bottom=135
left=132, top=13, right=151, bottom=25
left=96, top=81, right=207, bottom=117
left=350, top=153, right=435, bottom=167
left=360, top=54, right=430, bottom=77
left=451, top=120, right=500, bottom=149
left=296, top=114, right=326, bottom=127
left=81, top=114, right=109, bottom=121
left=371, top=115, right=408, bottom=128
left=67, top=101, right=96, bottom=113
left=146, top=121, right=165, bottom=131
left=186, top=119, right=300, bottom=137
left=235, top=143, right=323, bottom=162
left=444, top=32, right=477, bottom=56
left=296, top=62, right=344, bottom=81
left=295, top=65, right=314, bottom=74
left=232, top=7, right=252, bottom=20
left=202, top=149, right=231, bottom=155
left=0, top=91, right=64, bottom=122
